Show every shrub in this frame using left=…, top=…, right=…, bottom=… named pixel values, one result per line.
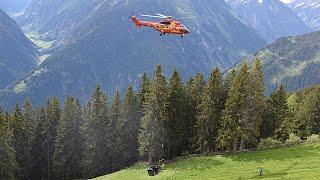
left=306, top=134, right=320, bottom=144
left=285, top=133, right=301, bottom=146
left=258, top=138, right=282, bottom=150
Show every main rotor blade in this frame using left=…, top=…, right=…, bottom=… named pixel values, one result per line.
left=155, top=13, right=172, bottom=18
left=141, top=14, right=164, bottom=18
left=155, top=13, right=167, bottom=17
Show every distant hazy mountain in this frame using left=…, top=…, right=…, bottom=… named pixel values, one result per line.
left=0, top=0, right=31, bottom=15
left=0, top=9, right=36, bottom=90
left=284, top=0, right=320, bottom=30
left=1, top=0, right=266, bottom=108
left=226, top=0, right=311, bottom=43
left=253, top=30, right=320, bottom=94
left=17, top=0, right=103, bottom=49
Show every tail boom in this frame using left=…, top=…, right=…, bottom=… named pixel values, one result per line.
left=131, top=16, right=142, bottom=27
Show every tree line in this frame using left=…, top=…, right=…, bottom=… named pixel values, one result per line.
left=1, top=60, right=320, bottom=179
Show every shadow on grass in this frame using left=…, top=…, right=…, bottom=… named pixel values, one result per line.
left=227, top=144, right=320, bottom=163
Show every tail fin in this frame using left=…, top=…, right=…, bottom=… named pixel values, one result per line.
left=131, top=16, right=142, bottom=27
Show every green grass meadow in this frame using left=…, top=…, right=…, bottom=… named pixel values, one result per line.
left=96, top=143, right=320, bottom=180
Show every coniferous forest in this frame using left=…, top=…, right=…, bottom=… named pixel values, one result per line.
left=1, top=60, right=320, bottom=179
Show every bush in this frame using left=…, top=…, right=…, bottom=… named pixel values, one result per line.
left=285, top=133, right=301, bottom=146
left=258, top=138, right=282, bottom=150
left=306, top=134, right=320, bottom=144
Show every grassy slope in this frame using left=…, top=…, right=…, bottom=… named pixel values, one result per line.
left=96, top=143, right=320, bottom=180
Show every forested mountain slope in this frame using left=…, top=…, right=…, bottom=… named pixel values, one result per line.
left=254, top=30, right=320, bottom=94
left=0, top=0, right=266, bottom=108
left=0, top=9, right=36, bottom=89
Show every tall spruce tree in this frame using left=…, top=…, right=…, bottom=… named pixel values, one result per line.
left=261, top=85, right=291, bottom=139
left=261, top=99, right=275, bottom=138
left=185, top=73, right=205, bottom=152
left=245, top=59, right=265, bottom=148
left=22, top=100, right=34, bottom=178
left=53, top=96, right=83, bottom=179
left=44, top=97, right=60, bottom=179
left=295, top=90, right=320, bottom=138
left=117, top=86, right=140, bottom=167
left=137, top=73, right=150, bottom=111
left=139, top=65, right=167, bottom=164
left=11, top=104, right=30, bottom=179
left=164, top=69, right=186, bottom=159
left=269, top=85, right=291, bottom=141
left=218, top=63, right=250, bottom=152
left=0, top=110, right=16, bottom=179
left=23, top=99, right=35, bottom=129
left=222, top=69, right=237, bottom=103
left=108, top=90, right=122, bottom=170
left=30, top=108, right=48, bottom=179
left=82, top=85, right=110, bottom=178
left=196, top=68, right=224, bottom=153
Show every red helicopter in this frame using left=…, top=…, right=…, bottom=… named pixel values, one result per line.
left=131, top=13, right=190, bottom=38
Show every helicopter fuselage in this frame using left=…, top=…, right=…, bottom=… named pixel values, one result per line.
left=131, top=16, right=190, bottom=36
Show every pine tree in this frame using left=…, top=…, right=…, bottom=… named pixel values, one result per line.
left=164, top=69, right=186, bottom=159
left=260, top=99, right=275, bottom=138
left=295, top=90, right=320, bottom=138
left=24, top=99, right=35, bottom=130
left=139, top=65, right=167, bottom=164
left=137, top=73, right=150, bottom=111
left=82, top=85, right=110, bottom=178
left=185, top=73, right=205, bottom=152
left=223, top=69, right=237, bottom=103
left=108, top=90, right=122, bottom=170
left=53, top=96, right=83, bottom=179
left=44, top=97, right=60, bottom=179
left=310, top=92, right=320, bottom=135
left=218, top=63, right=250, bottom=152
left=0, top=110, right=16, bottom=179
left=11, top=104, right=30, bottom=179
left=268, top=85, right=291, bottom=141
left=245, top=59, right=265, bottom=148
left=196, top=68, right=224, bottom=153
left=22, top=99, right=34, bottom=178
left=30, top=108, right=48, bottom=179
left=117, top=86, right=140, bottom=167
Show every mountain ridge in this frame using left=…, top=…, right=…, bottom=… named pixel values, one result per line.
left=286, top=0, right=320, bottom=30
left=226, top=0, right=311, bottom=43
left=0, top=9, right=37, bottom=90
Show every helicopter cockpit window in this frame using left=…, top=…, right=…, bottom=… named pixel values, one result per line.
left=160, top=21, right=171, bottom=25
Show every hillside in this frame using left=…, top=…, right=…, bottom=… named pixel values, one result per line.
left=17, top=0, right=104, bottom=50
left=96, top=143, right=320, bottom=180
left=226, top=0, right=311, bottom=43
left=0, top=9, right=36, bottom=89
left=253, top=30, right=320, bottom=94
left=0, top=0, right=266, bottom=108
